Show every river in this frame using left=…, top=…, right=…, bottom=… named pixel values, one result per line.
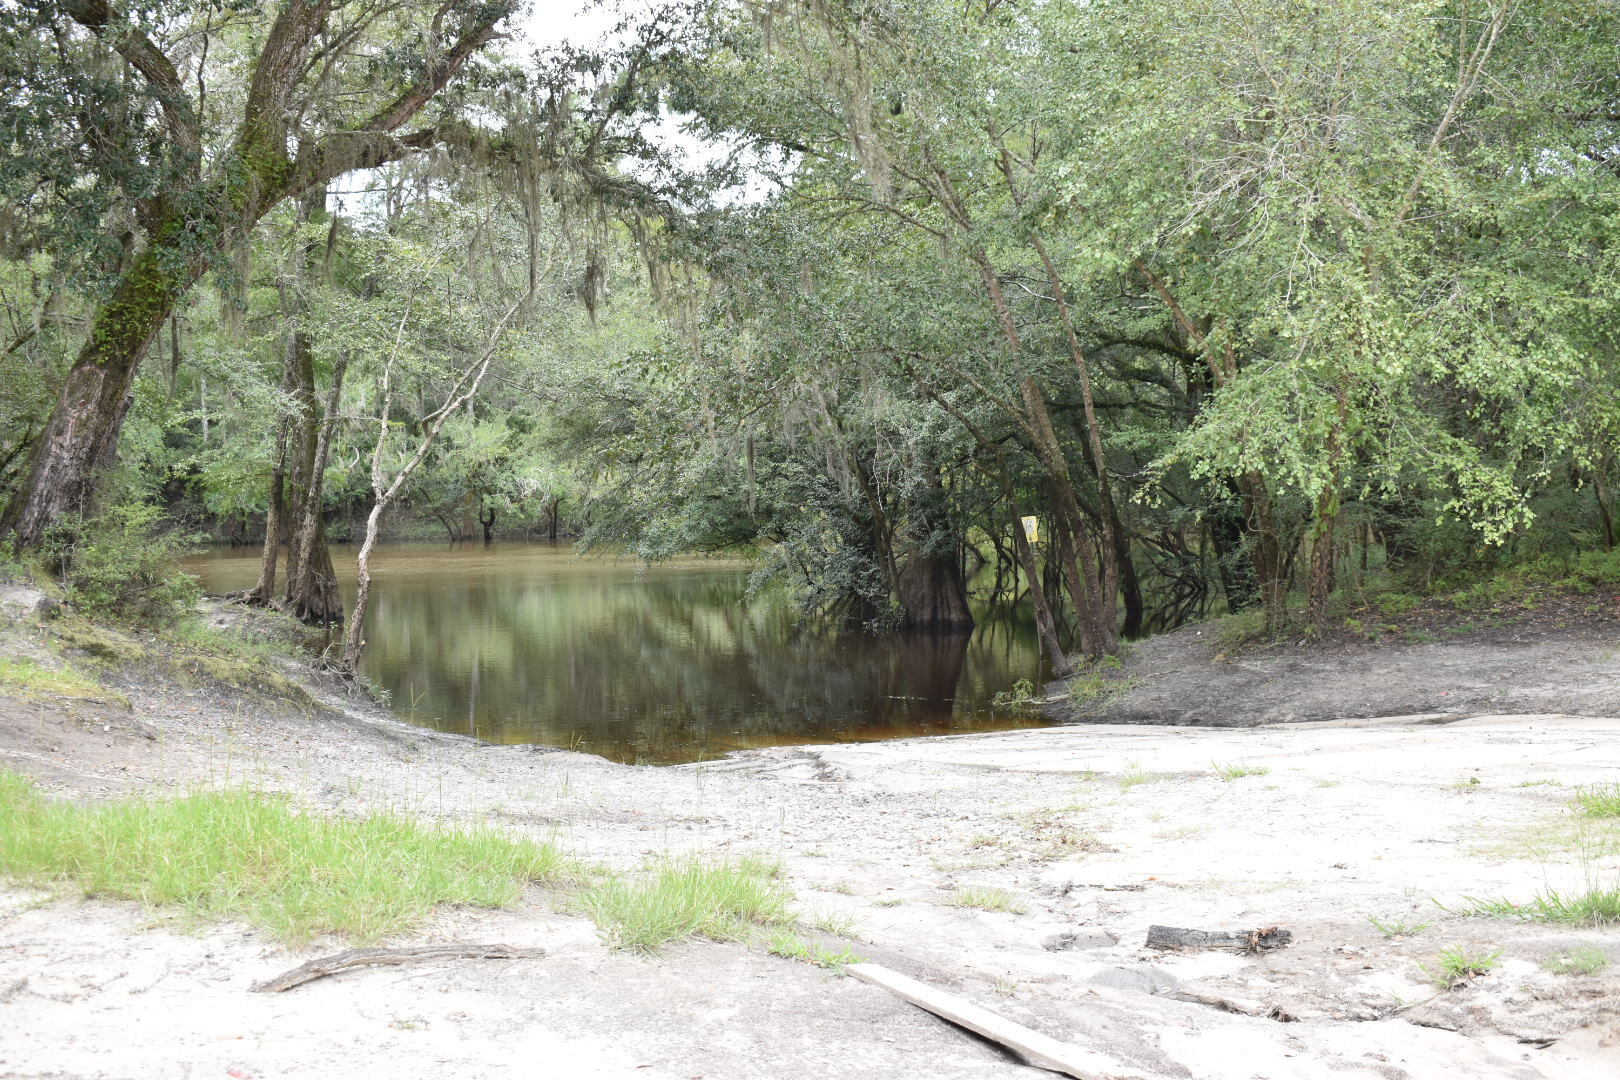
left=184, top=542, right=1051, bottom=764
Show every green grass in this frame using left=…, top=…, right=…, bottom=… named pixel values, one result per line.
left=1212, top=761, right=1271, bottom=782
left=0, top=769, right=568, bottom=945
left=766, top=929, right=864, bottom=970
left=991, top=678, right=1041, bottom=715
left=1066, top=665, right=1140, bottom=712
left=944, top=886, right=1026, bottom=914
left=1421, top=943, right=1502, bottom=989
left=1367, top=914, right=1432, bottom=938
left=578, top=854, right=793, bottom=952
left=1375, top=592, right=1422, bottom=616
left=1447, top=884, right=1620, bottom=927
left=801, top=908, right=857, bottom=937
left=1543, top=946, right=1610, bottom=976
left=1117, top=761, right=1175, bottom=791
left=1212, top=607, right=1270, bottom=651
left=1516, top=779, right=1563, bottom=788
left=1572, top=783, right=1620, bottom=819
left=0, top=656, right=123, bottom=705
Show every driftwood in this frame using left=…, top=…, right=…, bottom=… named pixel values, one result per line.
left=251, top=944, right=546, bottom=993
left=846, top=963, right=1151, bottom=1080
left=1166, top=988, right=1297, bottom=1022
left=1145, top=925, right=1291, bottom=952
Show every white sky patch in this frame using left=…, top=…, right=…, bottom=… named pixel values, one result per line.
left=514, top=0, right=626, bottom=51
left=513, top=0, right=773, bottom=207
left=331, top=1, right=769, bottom=214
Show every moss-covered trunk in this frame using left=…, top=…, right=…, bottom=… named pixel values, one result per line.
left=0, top=237, right=203, bottom=548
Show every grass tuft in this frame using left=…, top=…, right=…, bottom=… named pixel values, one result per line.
left=579, top=854, right=792, bottom=952
left=1542, top=946, right=1609, bottom=976
left=1421, top=943, right=1502, bottom=989
left=1448, top=884, right=1620, bottom=927
left=801, top=908, right=857, bottom=937
left=1212, top=761, right=1271, bottom=782
left=1118, top=761, right=1173, bottom=791
left=0, top=769, right=567, bottom=945
left=1367, top=914, right=1431, bottom=938
left=1572, top=783, right=1620, bottom=819
left=766, top=929, right=863, bottom=970
left=944, top=886, right=1026, bottom=914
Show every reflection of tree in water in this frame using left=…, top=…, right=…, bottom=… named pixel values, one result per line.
left=190, top=545, right=1047, bottom=764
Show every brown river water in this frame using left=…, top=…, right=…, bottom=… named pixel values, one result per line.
left=184, top=541, right=1050, bottom=764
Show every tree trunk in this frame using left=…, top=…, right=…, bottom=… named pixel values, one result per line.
left=285, top=353, right=348, bottom=625
left=1008, top=509, right=1070, bottom=676
left=1594, top=456, right=1616, bottom=550
left=1238, top=471, right=1287, bottom=634
left=1112, top=505, right=1144, bottom=640
left=897, top=550, right=974, bottom=630
left=244, top=428, right=291, bottom=605
left=0, top=237, right=202, bottom=547
left=1018, top=378, right=1116, bottom=659
left=1306, top=406, right=1347, bottom=639
left=1307, top=489, right=1338, bottom=638
left=344, top=496, right=385, bottom=673
left=480, top=505, right=497, bottom=545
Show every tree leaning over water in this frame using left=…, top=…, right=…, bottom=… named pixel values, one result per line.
left=1, top=0, right=1618, bottom=661
left=0, top=0, right=516, bottom=550
left=570, top=0, right=1620, bottom=650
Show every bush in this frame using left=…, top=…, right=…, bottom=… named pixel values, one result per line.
left=43, top=504, right=200, bottom=624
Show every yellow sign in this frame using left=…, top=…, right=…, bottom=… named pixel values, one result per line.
left=1021, top=516, right=1040, bottom=543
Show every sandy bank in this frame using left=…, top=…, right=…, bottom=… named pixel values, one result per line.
left=0, top=608, right=1617, bottom=1079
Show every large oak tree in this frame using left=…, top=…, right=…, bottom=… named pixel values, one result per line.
left=0, top=0, right=516, bottom=547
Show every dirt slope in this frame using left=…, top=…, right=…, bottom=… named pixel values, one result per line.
left=1059, top=621, right=1620, bottom=726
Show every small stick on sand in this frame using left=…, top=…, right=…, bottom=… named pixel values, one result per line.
left=251, top=944, right=546, bottom=993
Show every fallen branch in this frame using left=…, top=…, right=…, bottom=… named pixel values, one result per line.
left=845, top=962, right=1154, bottom=1080
left=251, top=944, right=546, bottom=993
left=1145, top=925, right=1291, bottom=952
left=1166, top=988, right=1296, bottom=1022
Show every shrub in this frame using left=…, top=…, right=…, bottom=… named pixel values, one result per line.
left=43, top=504, right=200, bottom=624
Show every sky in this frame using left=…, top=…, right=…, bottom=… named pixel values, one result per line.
left=516, top=1, right=633, bottom=52
left=510, top=0, right=770, bottom=204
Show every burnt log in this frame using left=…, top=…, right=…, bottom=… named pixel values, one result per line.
left=1145, top=925, right=1292, bottom=952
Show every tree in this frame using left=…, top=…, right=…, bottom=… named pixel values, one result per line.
left=0, top=0, right=516, bottom=549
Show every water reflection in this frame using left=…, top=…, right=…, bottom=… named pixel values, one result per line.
left=184, top=542, right=1050, bottom=764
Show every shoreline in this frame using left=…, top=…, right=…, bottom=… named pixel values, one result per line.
left=1, top=602, right=1617, bottom=1079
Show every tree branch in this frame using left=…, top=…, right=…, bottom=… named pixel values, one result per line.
left=64, top=0, right=201, bottom=164
left=291, top=2, right=514, bottom=193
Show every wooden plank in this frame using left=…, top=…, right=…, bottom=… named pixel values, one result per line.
left=845, top=963, right=1154, bottom=1080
